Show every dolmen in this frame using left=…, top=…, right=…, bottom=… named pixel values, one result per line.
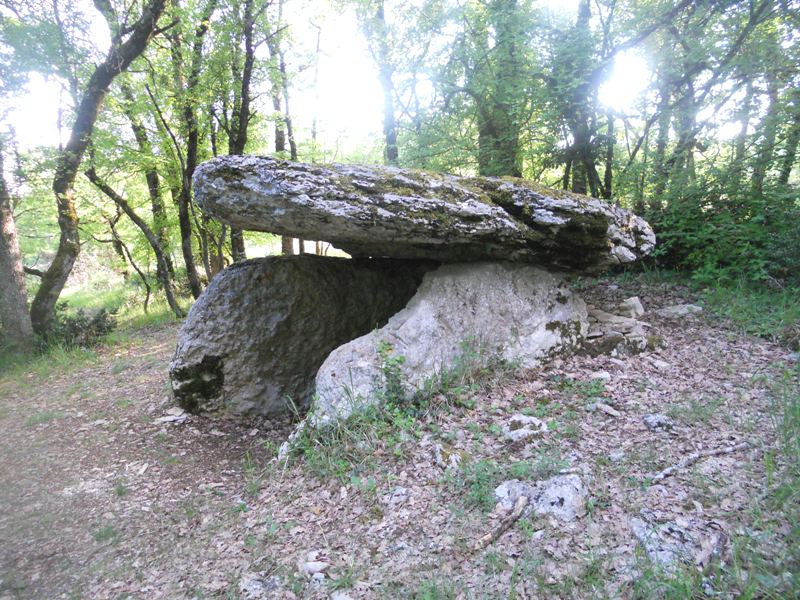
left=169, top=156, right=655, bottom=427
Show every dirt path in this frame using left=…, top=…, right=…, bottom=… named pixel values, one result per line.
left=0, top=279, right=797, bottom=599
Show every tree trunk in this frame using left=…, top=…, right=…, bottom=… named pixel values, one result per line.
left=279, top=48, right=298, bottom=161
left=267, top=20, right=296, bottom=257
left=731, top=79, right=754, bottom=188
left=472, top=0, right=525, bottom=178
left=227, top=0, right=260, bottom=264
left=29, top=0, right=167, bottom=334
left=751, top=76, right=780, bottom=196
left=651, top=78, right=671, bottom=202
left=371, top=1, right=399, bottom=166
left=602, top=112, right=614, bottom=200
left=779, top=95, right=800, bottom=185
left=0, top=148, right=34, bottom=349
left=168, top=0, right=216, bottom=298
left=85, top=168, right=184, bottom=318
left=120, top=83, right=175, bottom=279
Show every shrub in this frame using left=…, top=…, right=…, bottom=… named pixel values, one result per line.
left=43, top=302, right=117, bottom=348
left=646, top=177, right=799, bottom=286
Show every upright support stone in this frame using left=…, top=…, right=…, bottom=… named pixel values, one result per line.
left=311, top=262, right=587, bottom=424
left=169, top=255, right=432, bottom=415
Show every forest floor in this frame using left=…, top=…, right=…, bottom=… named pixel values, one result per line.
left=0, top=276, right=798, bottom=600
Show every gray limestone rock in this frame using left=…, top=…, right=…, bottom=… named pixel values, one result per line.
left=582, top=307, right=651, bottom=357
left=618, top=296, right=645, bottom=318
left=169, top=255, right=431, bottom=416
left=656, top=303, right=703, bottom=318
left=630, top=512, right=727, bottom=571
left=193, top=156, right=655, bottom=273
left=502, top=414, right=548, bottom=443
left=309, top=262, right=587, bottom=424
left=643, top=413, right=675, bottom=432
left=495, top=474, right=587, bottom=522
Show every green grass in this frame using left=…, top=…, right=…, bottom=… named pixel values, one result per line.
left=667, top=395, right=726, bottom=425
left=23, top=410, right=64, bottom=427
left=292, top=338, right=514, bottom=483
left=704, top=281, right=800, bottom=348
left=0, top=276, right=187, bottom=381
left=631, top=364, right=800, bottom=598
left=91, top=524, right=118, bottom=543
left=61, top=276, right=188, bottom=334
left=445, top=449, right=568, bottom=512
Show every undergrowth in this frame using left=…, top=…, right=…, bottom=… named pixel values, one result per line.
left=291, top=339, right=515, bottom=483
left=603, top=268, right=800, bottom=350
left=704, top=282, right=800, bottom=349
left=631, top=363, right=799, bottom=599
left=0, top=279, right=186, bottom=378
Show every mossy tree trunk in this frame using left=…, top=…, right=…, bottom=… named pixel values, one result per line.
left=29, top=0, right=168, bottom=334
left=0, top=146, right=34, bottom=350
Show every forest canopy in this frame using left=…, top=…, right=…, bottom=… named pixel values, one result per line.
left=0, top=0, right=798, bottom=348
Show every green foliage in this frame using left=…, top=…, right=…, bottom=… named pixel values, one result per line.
left=43, top=302, right=117, bottom=349
left=292, top=338, right=511, bottom=482
left=91, top=524, right=118, bottom=544
left=23, top=410, right=64, bottom=427
left=648, top=182, right=766, bottom=284
left=704, top=282, right=800, bottom=349
left=446, top=449, right=567, bottom=512
left=377, top=339, right=407, bottom=405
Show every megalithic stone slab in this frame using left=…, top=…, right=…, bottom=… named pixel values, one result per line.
left=193, top=156, right=655, bottom=273
left=169, top=255, right=433, bottom=416
left=311, top=262, right=588, bottom=425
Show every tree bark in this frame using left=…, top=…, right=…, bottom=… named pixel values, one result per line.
left=0, top=147, right=35, bottom=349
left=227, top=0, right=261, bottom=264
left=120, top=82, right=174, bottom=279
left=779, top=93, right=800, bottom=186
left=29, top=0, right=167, bottom=334
left=651, top=78, right=672, bottom=202
left=751, top=75, right=780, bottom=195
left=602, top=112, right=614, bottom=200
left=85, top=167, right=184, bottom=318
left=168, top=0, right=216, bottom=298
left=473, top=0, right=524, bottom=177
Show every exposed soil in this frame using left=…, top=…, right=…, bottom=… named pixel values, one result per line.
left=0, top=278, right=797, bottom=599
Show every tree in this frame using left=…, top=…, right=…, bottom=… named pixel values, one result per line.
left=0, top=139, right=34, bottom=349
left=24, top=0, right=167, bottom=334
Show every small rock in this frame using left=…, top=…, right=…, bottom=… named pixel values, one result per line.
left=495, top=474, right=586, bottom=522
left=643, top=413, right=674, bottom=432
left=331, top=593, right=355, bottom=600
left=630, top=514, right=727, bottom=571
left=387, top=486, right=410, bottom=506
left=590, top=370, right=611, bottom=381
left=651, top=359, right=670, bottom=370
left=301, top=561, right=329, bottom=576
left=533, top=474, right=586, bottom=521
left=238, top=573, right=282, bottom=599
left=502, top=414, right=547, bottom=443
left=656, top=304, right=703, bottom=318
left=618, top=296, right=645, bottom=318
left=588, top=402, right=621, bottom=418
left=153, top=411, right=187, bottom=424
left=609, top=450, right=625, bottom=463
